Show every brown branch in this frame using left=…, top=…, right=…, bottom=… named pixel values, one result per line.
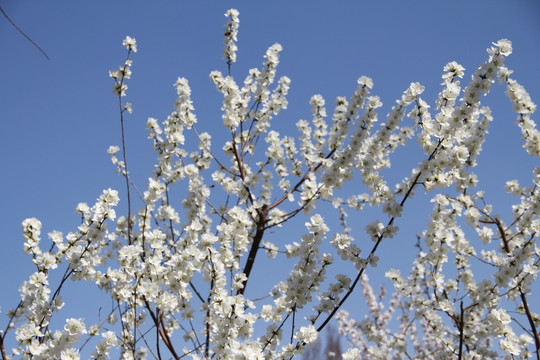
left=117, top=64, right=133, bottom=244
left=458, top=301, right=464, bottom=360
left=0, top=301, right=22, bottom=360
left=144, top=300, right=180, bottom=360
left=237, top=204, right=268, bottom=295
left=205, top=249, right=215, bottom=359
left=192, top=126, right=233, bottom=176
left=491, top=216, right=540, bottom=357
left=264, top=183, right=325, bottom=231
left=313, top=138, right=444, bottom=336
left=261, top=312, right=292, bottom=351
left=0, top=6, right=50, bottom=60
left=231, top=130, right=254, bottom=203
left=520, top=291, right=540, bottom=359
left=268, top=150, right=335, bottom=211
left=136, top=322, right=160, bottom=360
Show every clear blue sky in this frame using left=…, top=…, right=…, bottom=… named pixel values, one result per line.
left=1, top=0, right=539, bottom=350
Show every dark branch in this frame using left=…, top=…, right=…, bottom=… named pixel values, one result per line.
left=0, top=6, right=50, bottom=60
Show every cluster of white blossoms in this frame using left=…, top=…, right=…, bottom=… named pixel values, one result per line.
left=10, top=190, right=119, bottom=359
left=223, top=9, right=240, bottom=66
left=335, top=39, right=539, bottom=359
left=3, top=10, right=538, bottom=360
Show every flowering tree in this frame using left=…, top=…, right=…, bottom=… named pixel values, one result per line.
left=1, top=8, right=539, bottom=360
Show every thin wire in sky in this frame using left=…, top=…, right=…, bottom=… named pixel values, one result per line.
left=0, top=5, right=50, bottom=60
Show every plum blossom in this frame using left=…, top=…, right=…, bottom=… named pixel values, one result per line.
left=5, top=11, right=538, bottom=360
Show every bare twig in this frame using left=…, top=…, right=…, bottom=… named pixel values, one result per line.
left=0, top=6, right=50, bottom=60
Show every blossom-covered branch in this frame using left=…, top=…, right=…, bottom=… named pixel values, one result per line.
left=2, top=10, right=538, bottom=360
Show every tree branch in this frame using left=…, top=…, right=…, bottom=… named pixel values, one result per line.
left=0, top=6, right=49, bottom=60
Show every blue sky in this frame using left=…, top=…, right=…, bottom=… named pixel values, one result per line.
left=1, top=0, right=539, bottom=352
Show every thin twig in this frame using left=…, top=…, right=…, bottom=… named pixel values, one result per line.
left=0, top=6, right=50, bottom=60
